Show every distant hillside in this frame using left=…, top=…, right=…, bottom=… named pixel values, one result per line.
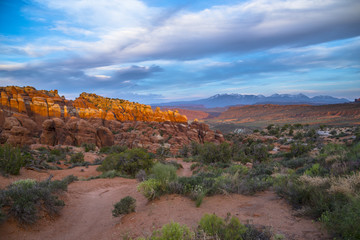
left=154, top=93, right=350, bottom=108
left=160, top=107, right=209, bottom=121
left=212, top=103, right=360, bottom=126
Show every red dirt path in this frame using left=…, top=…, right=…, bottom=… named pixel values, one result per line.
left=0, top=158, right=329, bottom=240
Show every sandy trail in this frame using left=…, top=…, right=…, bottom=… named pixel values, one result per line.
left=0, top=158, right=329, bottom=240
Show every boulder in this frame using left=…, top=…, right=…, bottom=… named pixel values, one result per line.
left=96, top=126, right=114, bottom=147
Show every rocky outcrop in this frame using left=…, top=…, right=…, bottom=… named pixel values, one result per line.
left=104, top=120, right=224, bottom=153
left=75, top=93, right=188, bottom=122
left=0, top=114, right=39, bottom=146
left=0, top=86, right=224, bottom=150
left=0, top=86, right=187, bottom=123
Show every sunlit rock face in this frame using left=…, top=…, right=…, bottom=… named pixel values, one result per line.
left=0, top=86, right=187, bottom=123
left=0, top=86, right=223, bottom=150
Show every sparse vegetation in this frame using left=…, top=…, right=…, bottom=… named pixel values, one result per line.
left=81, top=143, right=96, bottom=152
left=136, top=213, right=275, bottom=240
left=0, top=144, right=25, bottom=175
left=98, top=148, right=154, bottom=177
left=70, top=152, right=85, bottom=163
left=112, top=196, right=136, bottom=217
left=0, top=175, right=77, bottom=224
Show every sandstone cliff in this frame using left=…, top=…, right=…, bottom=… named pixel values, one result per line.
left=0, top=86, right=224, bottom=151
left=0, top=86, right=187, bottom=123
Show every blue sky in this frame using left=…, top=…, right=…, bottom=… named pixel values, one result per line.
left=0, top=0, right=359, bottom=103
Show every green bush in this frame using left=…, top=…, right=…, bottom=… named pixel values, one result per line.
left=99, top=145, right=127, bottom=154
left=0, top=176, right=76, bottom=224
left=198, top=214, right=247, bottom=240
left=199, top=213, right=225, bottom=236
left=198, top=142, right=231, bottom=164
left=136, top=214, right=275, bottom=240
left=137, top=179, right=163, bottom=200
left=151, top=163, right=177, bottom=188
left=0, top=144, right=25, bottom=175
left=150, top=222, right=194, bottom=240
left=98, top=148, right=154, bottom=176
left=81, top=143, right=96, bottom=152
left=112, top=196, right=136, bottom=217
left=70, top=152, right=84, bottom=163
left=288, top=142, right=311, bottom=158
left=321, top=198, right=360, bottom=240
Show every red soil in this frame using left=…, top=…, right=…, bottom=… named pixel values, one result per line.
left=0, top=158, right=329, bottom=240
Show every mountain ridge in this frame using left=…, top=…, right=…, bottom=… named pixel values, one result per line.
left=154, top=93, right=350, bottom=108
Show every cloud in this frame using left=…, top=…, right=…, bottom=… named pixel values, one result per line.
left=1, top=0, right=360, bottom=102
left=14, top=0, right=360, bottom=66
left=113, top=65, right=163, bottom=81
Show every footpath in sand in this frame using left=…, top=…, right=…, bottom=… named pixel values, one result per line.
left=0, top=156, right=329, bottom=240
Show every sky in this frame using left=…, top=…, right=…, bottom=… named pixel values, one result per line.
left=0, top=0, right=359, bottom=104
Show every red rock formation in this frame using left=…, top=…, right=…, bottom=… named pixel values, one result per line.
left=0, top=86, right=187, bottom=123
left=0, top=86, right=223, bottom=149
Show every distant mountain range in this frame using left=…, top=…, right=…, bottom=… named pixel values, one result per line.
left=154, top=93, right=350, bottom=108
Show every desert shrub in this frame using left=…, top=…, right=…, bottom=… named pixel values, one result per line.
left=137, top=214, right=275, bottom=240
left=81, top=143, right=96, bottom=152
left=281, top=157, right=312, bottom=169
left=273, top=175, right=332, bottom=217
left=150, top=222, right=194, bottom=240
left=98, top=148, right=154, bottom=176
left=0, top=144, right=25, bottom=175
left=159, top=160, right=183, bottom=170
left=288, top=142, right=311, bottom=158
left=199, top=213, right=225, bottom=236
left=190, top=141, right=201, bottom=156
left=293, top=132, right=304, bottom=140
left=190, top=162, right=200, bottom=171
left=232, top=142, right=269, bottom=163
left=0, top=176, right=76, bottom=224
left=151, top=163, right=177, bottom=188
left=112, top=196, right=136, bottom=217
left=97, top=154, right=118, bottom=172
left=49, top=148, right=62, bottom=156
left=241, top=224, right=272, bottom=240
left=199, top=214, right=248, bottom=240
left=99, top=170, right=124, bottom=179
left=156, top=146, right=170, bottom=160
left=99, top=145, right=127, bottom=154
left=136, top=169, right=147, bottom=182
left=70, top=152, right=84, bottom=163
left=177, top=145, right=189, bottom=157
left=198, top=142, right=231, bottom=164
left=320, top=198, right=360, bottom=240
left=137, top=179, right=163, bottom=200
left=189, top=185, right=206, bottom=207
left=304, top=163, right=327, bottom=177
left=233, top=175, right=273, bottom=195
